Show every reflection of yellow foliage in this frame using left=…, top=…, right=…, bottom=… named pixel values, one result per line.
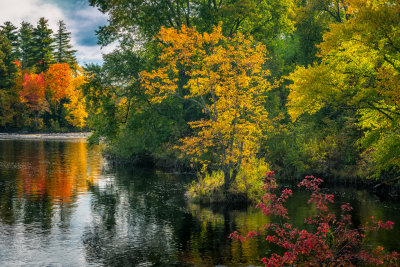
left=231, top=207, right=270, bottom=262
left=185, top=202, right=270, bottom=265
left=16, top=140, right=103, bottom=205
left=187, top=202, right=224, bottom=224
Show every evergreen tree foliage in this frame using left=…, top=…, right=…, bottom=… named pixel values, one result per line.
left=54, top=20, right=77, bottom=66
left=0, top=22, right=19, bottom=48
left=18, top=22, right=34, bottom=69
left=0, top=33, right=12, bottom=88
left=31, top=17, right=55, bottom=73
left=0, top=32, right=21, bottom=129
left=0, top=22, right=19, bottom=88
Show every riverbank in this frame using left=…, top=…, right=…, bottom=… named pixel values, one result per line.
left=103, top=150, right=400, bottom=201
left=0, top=132, right=91, bottom=140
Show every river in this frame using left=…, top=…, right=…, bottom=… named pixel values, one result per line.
left=0, top=138, right=399, bottom=266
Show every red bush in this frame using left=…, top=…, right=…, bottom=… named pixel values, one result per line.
left=230, top=172, right=399, bottom=266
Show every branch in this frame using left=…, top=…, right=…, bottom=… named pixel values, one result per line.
left=374, top=176, right=400, bottom=189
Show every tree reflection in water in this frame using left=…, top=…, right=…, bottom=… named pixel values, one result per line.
left=82, top=167, right=271, bottom=266
left=0, top=139, right=399, bottom=266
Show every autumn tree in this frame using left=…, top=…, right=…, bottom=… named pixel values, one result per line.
left=0, top=18, right=84, bottom=131
left=142, top=25, right=270, bottom=191
left=45, top=63, right=72, bottom=102
left=19, top=72, right=48, bottom=112
left=43, top=63, right=87, bottom=128
left=287, top=0, right=400, bottom=178
left=63, top=66, right=88, bottom=128
left=17, top=69, right=49, bottom=128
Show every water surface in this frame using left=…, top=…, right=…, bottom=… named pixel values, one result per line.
left=0, top=139, right=399, bottom=266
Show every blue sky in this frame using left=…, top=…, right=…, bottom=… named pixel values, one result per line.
left=0, top=0, right=114, bottom=64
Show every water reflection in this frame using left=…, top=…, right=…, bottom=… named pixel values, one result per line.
left=0, top=139, right=103, bottom=266
left=1, top=140, right=102, bottom=211
left=82, top=167, right=270, bottom=266
left=0, top=139, right=399, bottom=266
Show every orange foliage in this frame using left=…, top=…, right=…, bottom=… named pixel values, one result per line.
left=13, top=62, right=88, bottom=128
left=45, top=63, right=72, bottom=103
left=18, top=72, right=49, bottom=112
left=63, top=66, right=88, bottom=127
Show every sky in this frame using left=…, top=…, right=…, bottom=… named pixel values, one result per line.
left=0, top=0, right=115, bottom=65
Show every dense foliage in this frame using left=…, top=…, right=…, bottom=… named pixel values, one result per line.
left=82, top=0, right=400, bottom=191
left=2, top=1, right=399, bottom=193
left=0, top=18, right=86, bottom=131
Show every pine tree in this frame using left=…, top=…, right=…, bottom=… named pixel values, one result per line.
left=0, top=22, right=18, bottom=88
left=0, top=32, right=20, bottom=128
left=0, top=33, right=12, bottom=88
left=31, top=17, right=55, bottom=73
left=0, top=22, right=18, bottom=47
left=54, top=20, right=77, bottom=66
left=18, top=21, right=34, bottom=69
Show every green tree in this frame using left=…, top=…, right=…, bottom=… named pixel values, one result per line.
left=18, top=22, right=34, bottom=69
left=0, top=22, right=18, bottom=88
left=54, top=20, right=77, bottom=66
left=0, top=22, right=18, bottom=48
left=287, top=0, right=400, bottom=179
left=0, top=32, right=22, bottom=129
left=82, top=63, right=120, bottom=143
left=89, top=0, right=294, bottom=47
left=31, top=17, right=55, bottom=73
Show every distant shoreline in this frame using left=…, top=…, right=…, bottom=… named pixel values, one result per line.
left=0, top=132, right=91, bottom=140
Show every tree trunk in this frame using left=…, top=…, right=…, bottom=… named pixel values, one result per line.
left=223, top=167, right=231, bottom=193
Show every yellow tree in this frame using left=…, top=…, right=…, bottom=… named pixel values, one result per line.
left=141, top=24, right=270, bottom=191
left=63, top=65, right=88, bottom=128
left=287, top=0, right=400, bottom=176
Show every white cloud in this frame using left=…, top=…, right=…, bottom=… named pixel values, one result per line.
left=0, top=0, right=65, bottom=32
left=0, top=0, right=111, bottom=64
left=75, top=7, right=108, bottom=23
left=75, top=42, right=118, bottom=64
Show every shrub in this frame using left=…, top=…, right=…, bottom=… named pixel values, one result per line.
left=230, top=172, right=399, bottom=266
left=186, top=158, right=269, bottom=203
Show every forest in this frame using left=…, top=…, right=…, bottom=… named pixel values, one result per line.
left=1, top=0, right=400, bottom=199
left=0, top=18, right=87, bottom=131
